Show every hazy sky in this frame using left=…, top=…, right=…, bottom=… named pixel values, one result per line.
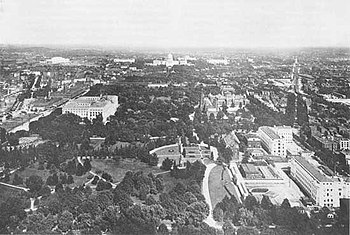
left=0, top=0, right=349, bottom=48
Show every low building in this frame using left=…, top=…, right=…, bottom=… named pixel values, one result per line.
left=245, top=133, right=262, bottom=149
left=290, top=156, right=350, bottom=207
left=62, top=95, right=119, bottom=122
left=313, top=136, right=338, bottom=152
left=239, top=163, right=262, bottom=179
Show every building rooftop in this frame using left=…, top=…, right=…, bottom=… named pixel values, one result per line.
left=241, top=163, right=260, bottom=174
left=260, top=126, right=280, bottom=140
left=294, top=156, right=332, bottom=182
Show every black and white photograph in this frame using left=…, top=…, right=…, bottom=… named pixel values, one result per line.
left=0, top=0, right=349, bottom=234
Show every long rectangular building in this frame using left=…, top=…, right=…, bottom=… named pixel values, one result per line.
left=291, top=156, right=350, bottom=207
left=258, top=126, right=286, bottom=157
left=62, top=95, right=119, bottom=122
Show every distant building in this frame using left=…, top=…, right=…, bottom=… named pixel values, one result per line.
left=291, top=156, right=350, bottom=207
left=45, top=57, right=70, bottom=65
left=258, top=126, right=287, bottom=157
left=113, top=58, right=135, bottom=63
left=150, top=53, right=186, bottom=67
left=207, top=59, right=229, bottom=65
left=62, top=95, right=119, bottom=122
left=313, top=136, right=338, bottom=152
left=244, top=133, right=262, bottom=149
left=147, top=83, right=169, bottom=88
left=202, top=85, right=249, bottom=118
left=339, top=139, right=350, bottom=150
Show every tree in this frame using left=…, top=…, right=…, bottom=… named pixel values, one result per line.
left=0, top=127, right=6, bottom=143
left=213, top=206, right=224, bottom=222
left=217, top=110, right=224, bottom=121
left=25, top=175, right=44, bottom=193
left=67, top=174, right=74, bottom=184
left=149, top=153, right=159, bottom=166
left=38, top=185, right=52, bottom=198
left=281, top=198, right=291, bottom=209
left=209, top=113, right=216, bottom=122
left=76, top=163, right=85, bottom=176
left=158, top=223, right=169, bottom=235
left=244, top=195, right=258, bottom=210
left=102, top=172, right=113, bottom=182
left=237, top=226, right=259, bottom=235
left=55, top=182, right=63, bottom=192
left=261, top=195, right=273, bottom=210
left=12, top=173, right=23, bottom=186
left=83, top=159, right=92, bottom=172
left=238, top=208, right=259, bottom=226
left=22, top=212, right=55, bottom=234
left=60, top=173, right=67, bottom=184
left=91, top=175, right=99, bottom=185
left=0, top=196, right=26, bottom=234
left=58, top=210, right=74, bottom=232
left=161, top=157, right=173, bottom=171
left=223, top=220, right=236, bottom=235
left=96, top=179, right=112, bottom=191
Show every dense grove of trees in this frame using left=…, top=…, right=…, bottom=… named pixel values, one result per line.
left=85, top=85, right=201, bottom=145
left=0, top=158, right=214, bottom=234
left=246, top=96, right=286, bottom=127
left=213, top=195, right=348, bottom=235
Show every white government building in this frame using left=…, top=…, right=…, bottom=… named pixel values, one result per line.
left=291, top=156, right=350, bottom=207
left=257, top=126, right=287, bottom=157
left=62, top=95, right=119, bottom=122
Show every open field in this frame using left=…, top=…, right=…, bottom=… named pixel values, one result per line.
left=208, top=165, right=230, bottom=208
left=91, top=158, right=164, bottom=183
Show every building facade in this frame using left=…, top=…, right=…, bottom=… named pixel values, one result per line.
left=273, top=126, right=294, bottom=144
left=258, top=126, right=286, bottom=157
left=62, top=95, right=119, bottom=122
left=291, top=156, right=350, bottom=207
left=339, top=139, right=350, bottom=150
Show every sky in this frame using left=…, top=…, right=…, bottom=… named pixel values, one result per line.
left=0, top=0, right=349, bottom=48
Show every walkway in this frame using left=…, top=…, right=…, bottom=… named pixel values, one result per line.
left=77, top=156, right=118, bottom=188
left=202, top=162, right=222, bottom=230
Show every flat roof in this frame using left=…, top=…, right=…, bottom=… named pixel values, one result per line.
left=294, top=156, right=332, bottom=182
left=241, top=163, right=260, bottom=174
left=260, top=126, right=280, bottom=140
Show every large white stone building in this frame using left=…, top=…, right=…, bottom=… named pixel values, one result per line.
left=273, top=126, right=294, bottom=144
left=291, top=156, right=350, bottom=207
left=258, top=126, right=287, bottom=157
left=62, top=95, right=119, bottom=122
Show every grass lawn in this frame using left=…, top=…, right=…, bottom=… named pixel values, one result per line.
left=208, top=165, right=230, bottom=208
left=0, top=184, right=30, bottom=207
left=11, top=162, right=93, bottom=188
left=91, top=158, right=164, bottom=183
left=11, top=162, right=52, bottom=187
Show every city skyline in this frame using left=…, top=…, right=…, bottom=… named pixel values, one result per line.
left=0, top=0, right=350, bottom=48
